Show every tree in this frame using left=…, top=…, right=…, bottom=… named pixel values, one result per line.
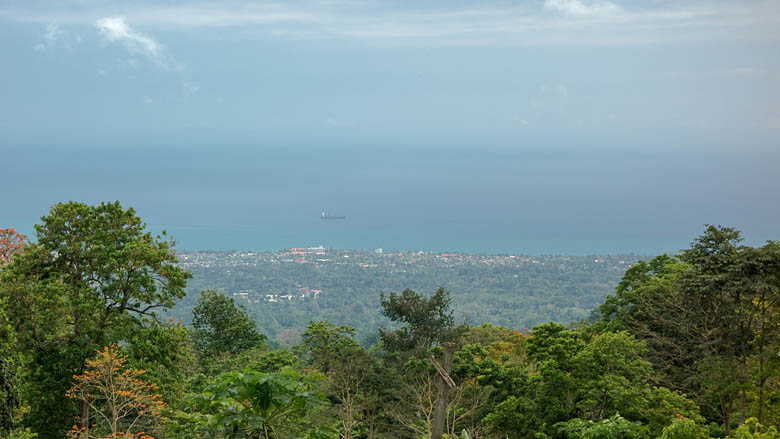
left=555, top=414, right=646, bottom=439
left=0, top=228, right=27, bottom=433
left=680, top=225, right=749, bottom=430
left=573, top=331, right=652, bottom=422
left=188, top=368, right=332, bottom=439
left=119, top=318, right=198, bottom=407
left=191, top=290, right=266, bottom=361
left=0, top=285, right=18, bottom=434
left=525, top=323, right=586, bottom=428
left=379, top=288, right=465, bottom=439
left=658, top=417, right=707, bottom=439
left=732, top=418, right=780, bottom=439
left=379, top=287, right=464, bottom=356
left=0, top=228, right=28, bottom=265
left=596, top=226, right=780, bottom=433
left=0, top=201, right=190, bottom=438
left=302, top=321, right=380, bottom=439
left=595, top=255, right=699, bottom=394
left=66, top=345, right=165, bottom=439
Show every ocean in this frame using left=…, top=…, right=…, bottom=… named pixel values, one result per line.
left=4, top=145, right=778, bottom=255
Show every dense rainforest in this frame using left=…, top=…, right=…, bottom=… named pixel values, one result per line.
left=1, top=201, right=779, bottom=439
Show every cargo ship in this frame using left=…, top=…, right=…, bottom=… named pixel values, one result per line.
left=321, top=211, right=346, bottom=220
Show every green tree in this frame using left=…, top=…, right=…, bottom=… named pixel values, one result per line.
left=732, top=418, right=780, bottom=439
left=379, top=288, right=467, bottom=439
left=188, top=368, right=332, bottom=439
left=302, top=321, right=385, bottom=439
left=596, top=226, right=780, bottom=433
left=574, top=331, right=652, bottom=421
left=526, top=323, right=586, bottom=428
left=0, top=201, right=190, bottom=438
left=555, top=414, right=646, bottom=439
left=191, top=290, right=266, bottom=360
left=120, top=318, right=198, bottom=406
left=658, top=417, right=707, bottom=439
left=0, top=228, right=27, bottom=435
left=0, top=286, right=18, bottom=434
left=379, top=287, right=466, bottom=357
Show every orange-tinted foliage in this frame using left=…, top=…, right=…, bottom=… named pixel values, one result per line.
left=0, top=228, right=28, bottom=265
left=67, top=345, right=165, bottom=439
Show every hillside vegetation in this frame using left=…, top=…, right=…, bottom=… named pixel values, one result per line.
left=2, top=202, right=779, bottom=439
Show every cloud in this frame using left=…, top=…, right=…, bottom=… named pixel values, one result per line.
left=95, top=16, right=179, bottom=69
left=181, top=80, right=200, bottom=95
left=34, top=22, right=63, bottom=51
left=5, top=1, right=780, bottom=47
left=544, top=0, right=620, bottom=17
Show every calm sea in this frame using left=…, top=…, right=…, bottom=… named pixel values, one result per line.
left=5, top=145, right=778, bottom=255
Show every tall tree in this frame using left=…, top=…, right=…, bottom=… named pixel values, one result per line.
left=191, top=289, right=266, bottom=361
left=0, top=229, right=26, bottom=434
left=0, top=283, right=18, bottom=434
left=302, top=321, right=377, bottom=439
left=0, top=201, right=190, bottom=438
left=597, top=226, right=780, bottom=433
left=680, top=225, right=751, bottom=431
left=379, top=288, right=465, bottom=439
left=379, top=287, right=464, bottom=356
left=66, top=345, right=165, bottom=439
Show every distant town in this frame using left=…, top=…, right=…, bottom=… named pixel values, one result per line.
left=176, top=247, right=636, bottom=307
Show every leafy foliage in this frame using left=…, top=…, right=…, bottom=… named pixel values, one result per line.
left=191, top=290, right=266, bottom=360
left=4, top=206, right=780, bottom=439
left=0, top=201, right=190, bottom=438
left=555, top=415, right=646, bottom=439
left=379, top=287, right=465, bottom=355
left=187, top=368, right=332, bottom=439
left=66, top=345, right=165, bottom=439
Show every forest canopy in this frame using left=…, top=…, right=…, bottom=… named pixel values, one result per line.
left=1, top=203, right=779, bottom=439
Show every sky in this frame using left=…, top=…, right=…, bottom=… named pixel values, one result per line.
left=2, top=0, right=779, bottom=253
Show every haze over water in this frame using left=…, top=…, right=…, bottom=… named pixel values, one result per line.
left=2, top=0, right=779, bottom=254
left=6, top=146, right=780, bottom=255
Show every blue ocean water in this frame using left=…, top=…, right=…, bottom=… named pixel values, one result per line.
left=5, top=146, right=779, bottom=255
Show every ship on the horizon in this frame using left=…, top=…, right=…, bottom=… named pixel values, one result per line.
left=321, top=211, right=346, bottom=220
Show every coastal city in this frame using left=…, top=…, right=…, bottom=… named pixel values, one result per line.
left=176, top=247, right=639, bottom=306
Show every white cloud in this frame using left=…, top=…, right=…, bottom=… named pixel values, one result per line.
left=4, top=1, right=780, bottom=47
left=544, top=0, right=620, bottom=17
left=181, top=80, right=200, bottom=95
left=95, top=16, right=179, bottom=69
left=34, top=22, right=63, bottom=51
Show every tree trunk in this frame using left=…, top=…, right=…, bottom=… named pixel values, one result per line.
left=432, top=343, right=455, bottom=439
left=739, top=320, right=748, bottom=425
left=722, top=396, right=733, bottom=438
left=79, top=399, right=90, bottom=438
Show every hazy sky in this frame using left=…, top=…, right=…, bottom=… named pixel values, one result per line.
left=2, top=0, right=779, bottom=253
left=2, top=0, right=779, bottom=149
